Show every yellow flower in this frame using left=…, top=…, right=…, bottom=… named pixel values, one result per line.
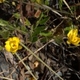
left=0, top=0, right=5, bottom=3
left=5, top=37, right=22, bottom=54
left=67, top=29, right=80, bottom=46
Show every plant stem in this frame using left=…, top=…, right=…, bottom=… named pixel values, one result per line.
left=20, top=42, right=64, bottom=80
left=15, top=53, right=37, bottom=80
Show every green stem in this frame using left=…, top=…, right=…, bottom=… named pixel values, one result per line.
left=20, top=42, right=64, bottom=80
left=15, top=53, right=37, bottom=80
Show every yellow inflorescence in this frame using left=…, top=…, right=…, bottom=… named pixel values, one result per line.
left=5, top=37, right=22, bottom=54
left=67, top=29, right=80, bottom=46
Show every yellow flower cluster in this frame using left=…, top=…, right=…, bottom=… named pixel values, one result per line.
left=5, top=37, right=22, bottom=54
left=67, top=29, right=80, bottom=46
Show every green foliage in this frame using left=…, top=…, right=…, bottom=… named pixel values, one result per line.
left=0, top=19, right=16, bottom=30
left=64, top=26, right=71, bottom=35
left=64, top=24, right=77, bottom=35
left=13, top=13, right=20, bottom=19
left=70, top=6, right=76, bottom=14
left=0, top=19, right=11, bottom=27
left=31, top=0, right=49, bottom=5
left=40, top=31, right=52, bottom=37
left=31, top=0, right=43, bottom=4
left=59, top=0, right=63, bottom=10
left=25, top=18, right=31, bottom=26
left=0, top=45, right=3, bottom=50
left=54, top=35, right=63, bottom=44
left=40, top=31, right=53, bottom=42
left=30, top=26, right=45, bottom=42
left=0, top=19, right=14, bottom=38
left=39, top=16, right=49, bottom=25
left=44, top=0, right=49, bottom=5
left=0, top=30, right=10, bottom=39
left=0, top=9, right=50, bottom=43
left=30, top=12, right=50, bottom=42
left=0, top=19, right=27, bottom=38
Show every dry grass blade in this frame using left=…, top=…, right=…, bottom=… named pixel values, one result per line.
left=42, top=4, right=62, bottom=17
left=20, top=42, right=64, bottom=80
left=63, top=0, right=73, bottom=14
left=0, top=76, right=14, bottom=80
left=15, top=53, right=37, bottom=80
left=34, top=39, right=54, bottom=54
left=35, top=3, right=62, bottom=17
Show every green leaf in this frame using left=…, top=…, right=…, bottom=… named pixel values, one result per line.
left=40, top=31, right=53, bottom=42
left=40, top=31, right=52, bottom=37
left=36, top=0, right=44, bottom=4
left=39, top=17, right=49, bottom=25
left=0, top=19, right=9, bottom=26
left=45, top=0, right=49, bottom=5
left=0, top=46, right=3, bottom=51
left=13, top=13, right=20, bottom=19
left=35, top=13, right=49, bottom=27
left=64, top=27, right=71, bottom=35
left=31, top=26, right=45, bottom=42
left=25, top=19, right=31, bottom=26
left=54, top=35, right=63, bottom=44
left=0, top=19, right=14, bottom=30
left=20, top=25, right=27, bottom=32
left=59, top=0, right=63, bottom=10
left=0, top=30, right=10, bottom=38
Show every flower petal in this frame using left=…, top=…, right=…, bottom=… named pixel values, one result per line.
left=13, top=37, right=20, bottom=43
left=67, top=29, right=80, bottom=46
left=5, top=44, right=10, bottom=52
left=5, top=37, right=22, bottom=54
left=18, top=45, right=22, bottom=50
